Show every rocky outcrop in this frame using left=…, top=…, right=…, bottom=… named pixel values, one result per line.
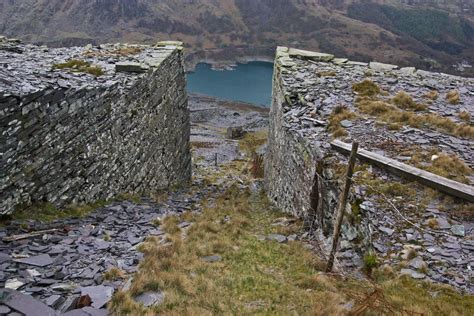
left=0, top=39, right=191, bottom=214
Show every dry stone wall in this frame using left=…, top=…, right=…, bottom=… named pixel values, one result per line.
left=0, top=39, right=191, bottom=214
left=266, top=46, right=474, bottom=292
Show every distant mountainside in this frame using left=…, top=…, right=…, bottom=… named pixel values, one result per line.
left=0, top=0, right=472, bottom=75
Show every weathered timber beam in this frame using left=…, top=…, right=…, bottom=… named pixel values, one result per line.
left=331, top=140, right=474, bottom=202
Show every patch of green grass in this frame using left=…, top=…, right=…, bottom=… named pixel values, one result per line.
left=11, top=200, right=108, bottom=223
left=53, top=59, right=104, bottom=76
left=108, top=181, right=474, bottom=315
left=116, top=192, right=142, bottom=204
left=363, top=251, right=379, bottom=275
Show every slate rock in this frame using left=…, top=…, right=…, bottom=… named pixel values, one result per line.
left=436, top=217, right=451, bottom=230
left=115, top=62, right=145, bottom=73
left=0, top=305, right=11, bottom=314
left=13, top=254, right=53, bottom=267
left=81, top=306, right=108, bottom=316
left=451, top=225, right=465, bottom=237
left=266, top=234, right=287, bottom=243
left=201, top=255, right=222, bottom=263
left=401, top=268, right=426, bottom=279
left=44, top=294, right=63, bottom=308
left=0, top=288, right=56, bottom=316
left=80, top=285, right=114, bottom=309
left=409, top=257, right=426, bottom=270
left=0, top=253, right=11, bottom=264
left=379, top=227, right=394, bottom=236
left=4, top=278, right=24, bottom=290
left=340, top=120, right=353, bottom=128
left=134, top=291, right=165, bottom=307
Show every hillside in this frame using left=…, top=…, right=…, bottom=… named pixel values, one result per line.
left=0, top=0, right=472, bottom=75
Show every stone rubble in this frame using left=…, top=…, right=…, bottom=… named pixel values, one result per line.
left=0, top=184, right=220, bottom=315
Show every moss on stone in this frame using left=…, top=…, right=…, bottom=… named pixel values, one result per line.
left=53, top=59, right=104, bottom=76
left=11, top=200, right=108, bottom=223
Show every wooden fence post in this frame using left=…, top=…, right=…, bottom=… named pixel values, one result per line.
left=326, top=142, right=359, bottom=272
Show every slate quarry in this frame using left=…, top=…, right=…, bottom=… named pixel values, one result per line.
left=0, top=185, right=217, bottom=315
left=0, top=37, right=191, bottom=215
left=265, top=47, right=474, bottom=292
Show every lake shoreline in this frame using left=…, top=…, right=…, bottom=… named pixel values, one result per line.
left=187, top=61, right=273, bottom=107
left=184, top=46, right=276, bottom=73
left=186, top=56, right=274, bottom=73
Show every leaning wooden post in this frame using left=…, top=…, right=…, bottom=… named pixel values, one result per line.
left=326, top=142, right=359, bottom=272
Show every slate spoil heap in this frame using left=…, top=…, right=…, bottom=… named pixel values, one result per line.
left=265, top=47, right=473, bottom=293
left=0, top=185, right=220, bottom=315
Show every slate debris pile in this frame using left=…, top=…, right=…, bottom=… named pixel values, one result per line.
left=0, top=183, right=218, bottom=315
left=266, top=47, right=473, bottom=293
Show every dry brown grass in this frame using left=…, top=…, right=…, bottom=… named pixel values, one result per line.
left=391, top=91, right=427, bottom=111
left=238, top=130, right=267, bottom=156
left=328, top=105, right=358, bottom=138
left=191, top=141, right=216, bottom=149
left=108, top=165, right=474, bottom=315
left=355, top=98, right=474, bottom=139
left=459, top=111, right=471, bottom=122
left=352, top=79, right=380, bottom=97
left=425, top=90, right=439, bottom=100
left=108, top=186, right=350, bottom=315
left=428, top=154, right=472, bottom=184
left=52, top=59, right=104, bottom=76
left=446, top=90, right=461, bottom=104
left=84, top=47, right=142, bottom=57
left=103, top=267, right=126, bottom=281
left=317, top=71, right=337, bottom=77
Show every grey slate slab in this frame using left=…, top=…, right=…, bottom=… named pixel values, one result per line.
left=80, top=285, right=113, bottom=309
left=0, top=288, right=56, bottom=316
left=13, top=254, right=53, bottom=267
left=134, top=291, right=164, bottom=307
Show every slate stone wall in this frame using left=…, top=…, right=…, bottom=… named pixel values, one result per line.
left=1, top=48, right=191, bottom=214
left=265, top=62, right=341, bottom=236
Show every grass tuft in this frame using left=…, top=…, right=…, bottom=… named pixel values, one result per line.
left=391, top=91, right=427, bottom=111
left=355, top=97, right=474, bottom=138
left=446, top=90, right=460, bottom=104
left=352, top=79, right=380, bottom=97
left=53, top=59, right=104, bottom=76
left=103, top=267, right=125, bottom=281
left=424, top=90, right=439, bottom=100
left=10, top=200, right=108, bottom=223
left=317, top=71, right=337, bottom=77
left=328, top=105, right=357, bottom=138
left=459, top=111, right=471, bottom=122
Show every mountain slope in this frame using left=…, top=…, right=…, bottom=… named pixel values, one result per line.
left=0, top=0, right=472, bottom=75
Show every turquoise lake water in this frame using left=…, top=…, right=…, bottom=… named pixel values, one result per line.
left=187, top=61, right=274, bottom=107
